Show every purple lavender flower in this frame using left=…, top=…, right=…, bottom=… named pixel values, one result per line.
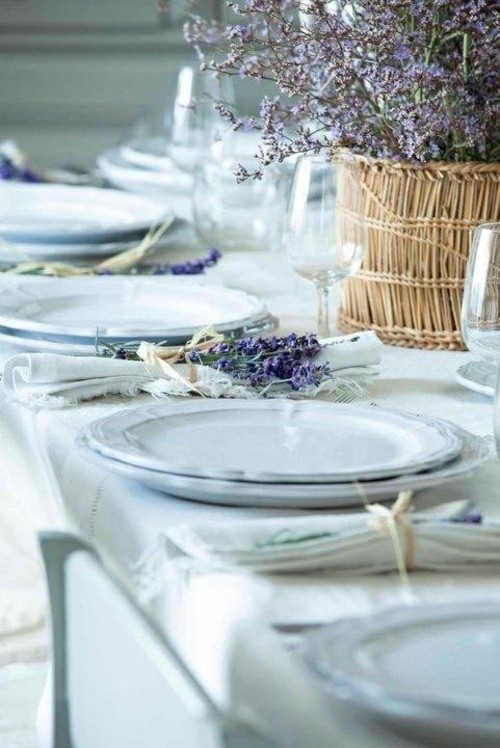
left=192, top=331, right=328, bottom=392
left=185, top=0, right=499, bottom=172
left=151, top=248, right=222, bottom=276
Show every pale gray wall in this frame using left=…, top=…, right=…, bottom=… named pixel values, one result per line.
left=0, top=0, right=270, bottom=170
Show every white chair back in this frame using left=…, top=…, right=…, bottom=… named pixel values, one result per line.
left=40, top=532, right=276, bottom=748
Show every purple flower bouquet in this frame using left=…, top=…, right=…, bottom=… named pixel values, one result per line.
left=186, top=0, right=500, bottom=349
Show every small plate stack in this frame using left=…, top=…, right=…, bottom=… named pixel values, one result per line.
left=97, top=137, right=193, bottom=214
left=77, top=400, right=488, bottom=508
left=0, top=182, right=173, bottom=262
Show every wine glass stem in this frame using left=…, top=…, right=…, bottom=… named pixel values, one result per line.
left=317, top=283, right=334, bottom=338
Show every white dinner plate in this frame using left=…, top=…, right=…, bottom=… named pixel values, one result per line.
left=0, top=314, right=278, bottom=354
left=0, top=183, right=170, bottom=244
left=304, top=602, right=500, bottom=747
left=77, top=425, right=487, bottom=508
left=81, top=401, right=462, bottom=484
left=120, top=137, right=172, bottom=171
left=0, top=277, right=266, bottom=339
left=455, top=360, right=495, bottom=397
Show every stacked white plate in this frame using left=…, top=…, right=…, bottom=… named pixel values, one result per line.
left=77, top=400, right=488, bottom=508
left=0, top=276, right=277, bottom=353
left=304, top=602, right=500, bottom=747
left=97, top=137, right=193, bottom=219
left=0, top=182, right=173, bottom=260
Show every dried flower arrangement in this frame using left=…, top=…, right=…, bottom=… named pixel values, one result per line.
left=187, top=1, right=500, bottom=350
left=186, top=0, right=499, bottom=177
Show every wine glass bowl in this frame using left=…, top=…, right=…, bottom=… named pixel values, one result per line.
left=461, top=223, right=500, bottom=359
left=285, top=154, right=366, bottom=337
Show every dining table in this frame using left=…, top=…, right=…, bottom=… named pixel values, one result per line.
left=1, top=219, right=499, bottom=747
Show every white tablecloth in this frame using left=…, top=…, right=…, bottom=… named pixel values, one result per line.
left=1, top=251, right=499, bottom=747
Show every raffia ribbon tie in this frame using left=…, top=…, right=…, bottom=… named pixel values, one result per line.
left=366, top=490, right=415, bottom=583
left=137, top=325, right=224, bottom=393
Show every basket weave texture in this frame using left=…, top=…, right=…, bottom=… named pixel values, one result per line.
left=338, top=159, right=500, bottom=350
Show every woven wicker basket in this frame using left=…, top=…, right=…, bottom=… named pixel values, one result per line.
left=338, top=159, right=500, bottom=350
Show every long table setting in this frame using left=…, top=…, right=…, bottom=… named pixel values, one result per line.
left=2, top=6, right=500, bottom=745
left=1, top=226, right=500, bottom=746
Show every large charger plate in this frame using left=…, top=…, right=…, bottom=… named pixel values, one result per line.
left=80, top=401, right=462, bottom=484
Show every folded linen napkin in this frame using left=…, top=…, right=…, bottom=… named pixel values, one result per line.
left=1, top=354, right=152, bottom=407
left=1, top=331, right=383, bottom=408
left=164, top=500, right=500, bottom=575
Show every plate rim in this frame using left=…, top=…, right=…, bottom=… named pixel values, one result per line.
left=120, top=137, right=172, bottom=171
left=303, top=602, right=500, bottom=738
left=455, top=360, right=495, bottom=397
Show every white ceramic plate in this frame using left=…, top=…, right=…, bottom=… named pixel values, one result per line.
left=304, top=602, right=500, bottom=747
left=0, top=219, right=183, bottom=261
left=81, top=401, right=462, bottom=484
left=0, top=183, right=171, bottom=243
left=0, top=314, right=278, bottom=354
left=120, top=137, right=172, bottom=171
left=0, top=236, right=143, bottom=261
left=0, top=277, right=266, bottom=339
left=97, top=149, right=193, bottom=220
left=456, top=360, right=495, bottom=397
left=77, top=425, right=487, bottom=508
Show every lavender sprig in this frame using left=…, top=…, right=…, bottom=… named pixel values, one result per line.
left=0, top=248, right=222, bottom=277
left=189, top=332, right=331, bottom=390
left=151, top=247, right=222, bottom=276
left=97, top=331, right=333, bottom=392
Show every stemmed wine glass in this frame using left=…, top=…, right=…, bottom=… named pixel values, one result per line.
left=284, top=154, right=366, bottom=337
left=461, top=223, right=500, bottom=454
left=167, top=65, right=235, bottom=174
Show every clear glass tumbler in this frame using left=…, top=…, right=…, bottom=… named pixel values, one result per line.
left=193, top=159, right=285, bottom=252
left=462, top=223, right=500, bottom=359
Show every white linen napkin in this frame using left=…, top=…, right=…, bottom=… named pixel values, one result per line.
left=1, top=353, right=152, bottom=407
left=1, top=331, right=383, bottom=408
left=164, top=500, right=500, bottom=574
